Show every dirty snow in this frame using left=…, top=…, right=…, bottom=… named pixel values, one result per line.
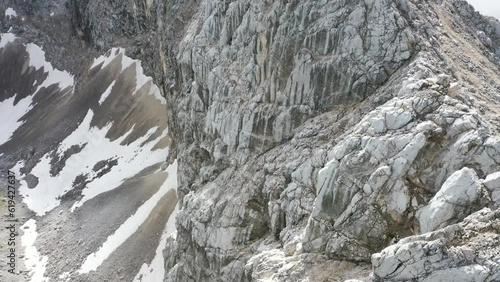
left=0, top=37, right=74, bottom=146
left=90, top=48, right=132, bottom=71
left=91, top=48, right=166, bottom=104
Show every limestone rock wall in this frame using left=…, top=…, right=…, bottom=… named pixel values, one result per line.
left=64, top=0, right=500, bottom=281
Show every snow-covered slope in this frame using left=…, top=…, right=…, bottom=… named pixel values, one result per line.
left=0, top=33, right=178, bottom=282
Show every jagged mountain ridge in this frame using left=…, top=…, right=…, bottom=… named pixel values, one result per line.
left=1, top=0, right=500, bottom=281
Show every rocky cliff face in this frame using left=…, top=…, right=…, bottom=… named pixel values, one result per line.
left=3, top=0, right=500, bottom=281
left=70, top=0, right=500, bottom=281
left=158, top=0, right=499, bottom=280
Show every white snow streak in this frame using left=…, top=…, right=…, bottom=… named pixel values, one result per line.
left=5, top=7, right=17, bottom=18
left=18, top=109, right=169, bottom=215
left=1, top=33, right=74, bottom=92
left=91, top=48, right=165, bottom=104
left=78, top=161, right=178, bottom=273
left=25, top=43, right=74, bottom=92
left=91, top=48, right=131, bottom=71
left=21, top=219, right=49, bottom=282
left=98, top=80, right=116, bottom=105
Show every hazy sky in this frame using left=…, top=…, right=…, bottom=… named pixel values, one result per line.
left=467, top=0, right=500, bottom=19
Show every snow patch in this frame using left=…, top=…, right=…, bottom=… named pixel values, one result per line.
left=10, top=160, right=25, bottom=176
left=165, top=203, right=179, bottom=238
left=0, top=34, right=75, bottom=94
left=98, top=80, right=116, bottom=105
left=0, top=32, right=17, bottom=48
left=90, top=48, right=133, bottom=72
left=71, top=127, right=169, bottom=210
left=79, top=161, right=178, bottom=273
left=25, top=43, right=74, bottom=92
left=21, top=219, right=49, bottom=282
left=91, top=48, right=166, bottom=104
left=58, top=272, right=71, bottom=281
left=0, top=94, right=33, bottom=146
left=133, top=57, right=165, bottom=104
left=5, top=7, right=17, bottom=18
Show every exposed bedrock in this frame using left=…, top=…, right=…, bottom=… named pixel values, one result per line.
left=372, top=208, right=500, bottom=282
left=10, top=0, right=500, bottom=281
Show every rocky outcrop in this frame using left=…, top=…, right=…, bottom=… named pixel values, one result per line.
left=172, top=0, right=416, bottom=158
left=417, top=167, right=482, bottom=233
left=373, top=208, right=500, bottom=281
left=160, top=0, right=422, bottom=279
left=452, top=0, right=500, bottom=54
left=301, top=50, right=499, bottom=262
left=154, top=0, right=500, bottom=281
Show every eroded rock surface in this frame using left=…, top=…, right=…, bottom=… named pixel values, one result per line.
left=373, top=208, right=500, bottom=282
left=2, top=0, right=500, bottom=281
left=153, top=0, right=500, bottom=281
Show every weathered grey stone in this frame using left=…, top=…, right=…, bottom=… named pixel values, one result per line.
left=417, top=167, right=482, bottom=233
left=42, top=0, right=500, bottom=280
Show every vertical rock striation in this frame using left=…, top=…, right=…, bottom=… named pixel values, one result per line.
left=64, top=0, right=500, bottom=281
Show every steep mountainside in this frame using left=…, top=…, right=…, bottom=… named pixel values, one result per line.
left=0, top=28, right=177, bottom=282
left=1, top=0, right=500, bottom=281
